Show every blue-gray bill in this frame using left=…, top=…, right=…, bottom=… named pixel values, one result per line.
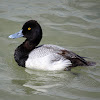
left=9, top=30, right=24, bottom=39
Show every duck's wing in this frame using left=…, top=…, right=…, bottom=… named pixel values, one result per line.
left=43, top=44, right=95, bottom=67
left=57, top=50, right=88, bottom=67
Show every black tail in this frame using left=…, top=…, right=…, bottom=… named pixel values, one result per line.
left=86, top=61, right=96, bottom=66
left=69, top=57, right=96, bottom=67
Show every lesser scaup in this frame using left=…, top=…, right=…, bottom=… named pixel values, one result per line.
left=9, top=20, right=95, bottom=71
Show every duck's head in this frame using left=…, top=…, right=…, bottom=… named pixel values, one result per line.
left=9, top=20, right=42, bottom=42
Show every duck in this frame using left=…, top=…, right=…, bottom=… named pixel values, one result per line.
left=9, top=20, right=95, bottom=71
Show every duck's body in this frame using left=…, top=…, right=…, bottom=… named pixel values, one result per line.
left=25, top=44, right=71, bottom=70
left=9, top=20, right=95, bottom=71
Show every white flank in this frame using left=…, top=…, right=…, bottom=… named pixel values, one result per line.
left=25, top=44, right=72, bottom=71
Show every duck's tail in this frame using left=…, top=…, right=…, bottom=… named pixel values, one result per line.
left=86, top=61, right=96, bottom=66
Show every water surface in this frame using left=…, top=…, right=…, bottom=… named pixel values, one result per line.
left=0, top=0, right=100, bottom=100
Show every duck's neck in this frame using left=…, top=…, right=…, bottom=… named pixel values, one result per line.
left=14, top=38, right=41, bottom=67
left=23, top=39, right=37, bottom=51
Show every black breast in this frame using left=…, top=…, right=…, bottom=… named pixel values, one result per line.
left=14, top=44, right=29, bottom=67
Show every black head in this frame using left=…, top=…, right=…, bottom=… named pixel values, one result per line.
left=9, top=20, right=43, bottom=39
left=22, top=20, right=42, bottom=41
left=9, top=20, right=42, bottom=46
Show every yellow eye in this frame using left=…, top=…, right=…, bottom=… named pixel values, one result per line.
left=28, top=27, right=31, bottom=30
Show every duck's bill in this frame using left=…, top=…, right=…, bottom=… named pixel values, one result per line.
left=9, top=30, right=24, bottom=39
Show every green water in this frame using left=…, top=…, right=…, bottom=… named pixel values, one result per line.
left=0, top=0, right=100, bottom=100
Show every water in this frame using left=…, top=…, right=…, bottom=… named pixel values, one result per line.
left=0, top=0, right=100, bottom=100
